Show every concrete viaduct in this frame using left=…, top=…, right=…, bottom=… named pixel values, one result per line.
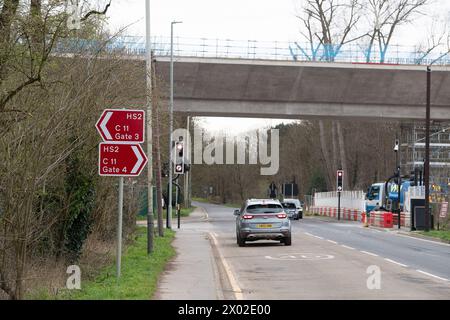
left=151, top=56, right=450, bottom=120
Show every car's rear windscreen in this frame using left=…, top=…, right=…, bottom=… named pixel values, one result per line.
left=281, top=203, right=296, bottom=209
left=246, top=204, right=283, bottom=213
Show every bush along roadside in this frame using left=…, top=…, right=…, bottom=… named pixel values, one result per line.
left=59, top=227, right=175, bottom=300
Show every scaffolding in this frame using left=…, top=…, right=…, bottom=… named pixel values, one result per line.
left=400, top=121, right=450, bottom=187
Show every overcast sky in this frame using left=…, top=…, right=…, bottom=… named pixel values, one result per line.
left=105, top=0, right=450, bottom=134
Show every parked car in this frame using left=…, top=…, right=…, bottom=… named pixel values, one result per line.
left=283, top=198, right=303, bottom=219
left=234, top=199, right=292, bottom=247
left=281, top=202, right=299, bottom=220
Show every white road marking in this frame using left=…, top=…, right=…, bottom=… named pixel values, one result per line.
left=384, top=258, right=408, bottom=267
left=327, top=240, right=338, bottom=244
left=396, top=233, right=450, bottom=247
left=304, top=232, right=314, bottom=237
left=313, top=235, right=324, bottom=240
left=416, top=270, right=449, bottom=282
left=361, top=250, right=378, bottom=257
left=341, top=245, right=355, bottom=250
left=209, top=232, right=243, bottom=300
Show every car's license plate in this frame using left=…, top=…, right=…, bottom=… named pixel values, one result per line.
left=257, top=224, right=273, bottom=228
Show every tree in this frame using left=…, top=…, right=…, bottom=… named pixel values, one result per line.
left=414, top=12, right=450, bottom=64
left=0, top=0, right=122, bottom=300
left=0, top=0, right=112, bottom=112
left=364, top=0, right=429, bottom=63
left=295, top=0, right=365, bottom=61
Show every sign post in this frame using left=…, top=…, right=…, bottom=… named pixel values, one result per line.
left=117, top=177, right=124, bottom=278
left=337, top=170, right=344, bottom=221
left=438, top=202, right=448, bottom=231
left=96, top=108, right=147, bottom=279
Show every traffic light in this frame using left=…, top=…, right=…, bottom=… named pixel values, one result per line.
left=409, top=168, right=418, bottom=186
left=336, top=170, right=344, bottom=192
left=174, top=141, right=184, bottom=174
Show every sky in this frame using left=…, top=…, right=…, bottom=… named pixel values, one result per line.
left=103, top=0, right=450, bottom=134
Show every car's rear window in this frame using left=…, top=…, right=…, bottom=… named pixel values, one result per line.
left=246, top=204, right=283, bottom=213
left=281, top=203, right=296, bottom=209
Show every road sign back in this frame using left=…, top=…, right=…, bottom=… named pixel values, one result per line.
left=440, top=202, right=448, bottom=218
left=99, top=143, right=148, bottom=177
left=96, top=109, right=145, bottom=143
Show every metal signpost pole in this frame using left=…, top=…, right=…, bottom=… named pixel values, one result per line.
left=117, top=177, right=124, bottom=278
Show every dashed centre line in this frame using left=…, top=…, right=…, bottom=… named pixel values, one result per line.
left=361, top=250, right=378, bottom=257
left=416, top=270, right=449, bottom=282
left=384, top=258, right=408, bottom=268
left=300, top=227, right=449, bottom=285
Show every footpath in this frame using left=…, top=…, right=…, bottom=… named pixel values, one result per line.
left=152, top=207, right=223, bottom=300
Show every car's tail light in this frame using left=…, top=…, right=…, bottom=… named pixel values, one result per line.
left=243, top=214, right=253, bottom=219
left=277, top=213, right=287, bottom=219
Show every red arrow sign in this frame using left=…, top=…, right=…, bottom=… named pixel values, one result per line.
left=96, top=109, right=145, bottom=143
left=98, top=143, right=148, bottom=177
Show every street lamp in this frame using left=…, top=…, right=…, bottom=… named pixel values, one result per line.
left=167, top=20, right=183, bottom=229
left=424, top=66, right=432, bottom=232
left=145, top=0, right=154, bottom=253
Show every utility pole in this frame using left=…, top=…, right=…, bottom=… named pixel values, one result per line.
left=184, top=116, right=190, bottom=208
left=145, top=0, right=154, bottom=253
left=152, top=52, right=164, bottom=237
left=424, top=66, right=431, bottom=232
left=168, top=20, right=182, bottom=229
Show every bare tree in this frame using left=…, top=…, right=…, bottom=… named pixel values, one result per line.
left=295, top=0, right=365, bottom=61
left=0, top=0, right=112, bottom=112
left=414, top=12, right=450, bottom=64
left=364, top=0, right=429, bottom=63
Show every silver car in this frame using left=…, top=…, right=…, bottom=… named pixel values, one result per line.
left=234, top=199, right=292, bottom=247
left=281, top=202, right=299, bottom=220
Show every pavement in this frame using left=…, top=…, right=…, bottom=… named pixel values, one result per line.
left=153, top=201, right=450, bottom=300
left=153, top=206, right=223, bottom=300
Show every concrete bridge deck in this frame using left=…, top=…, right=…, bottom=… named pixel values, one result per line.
left=153, top=57, right=450, bottom=120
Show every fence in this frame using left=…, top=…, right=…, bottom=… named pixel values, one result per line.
left=53, top=35, right=450, bottom=66
left=313, top=190, right=366, bottom=212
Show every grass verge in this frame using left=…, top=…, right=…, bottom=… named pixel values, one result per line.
left=62, top=227, right=175, bottom=300
left=419, top=230, right=450, bottom=242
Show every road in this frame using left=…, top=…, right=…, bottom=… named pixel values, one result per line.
left=195, top=201, right=450, bottom=300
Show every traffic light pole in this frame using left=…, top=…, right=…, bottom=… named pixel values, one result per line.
left=397, top=166, right=401, bottom=229
left=166, top=174, right=180, bottom=228
left=337, top=191, right=341, bottom=221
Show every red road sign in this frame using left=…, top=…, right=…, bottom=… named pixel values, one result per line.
left=96, top=109, right=145, bottom=143
left=98, top=143, right=148, bottom=177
